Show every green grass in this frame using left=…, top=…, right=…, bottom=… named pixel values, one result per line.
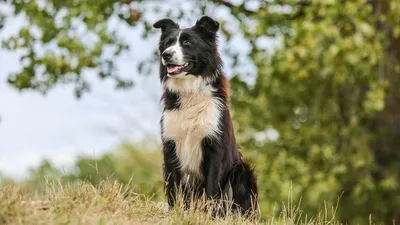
left=0, top=181, right=344, bottom=225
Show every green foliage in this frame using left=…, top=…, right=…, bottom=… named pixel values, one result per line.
left=0, top=0, right=208, bottom=97
left=227, top=1, right=400, bottom=224
left=5, top=143, right=164, bottom=201
left=2, top=0, right=137, bottom=97
left=22, top=159, right=74, bottom=193
left=0, top=12, right=4, bottom=30
left=71, top=143, right=164, bottom=200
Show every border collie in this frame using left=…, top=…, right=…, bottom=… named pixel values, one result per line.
left=153, top=16, right=258, bottom=216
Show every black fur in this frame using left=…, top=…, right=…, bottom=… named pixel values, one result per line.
left=161, top=138, right=181, bottom=207
left=162, top=90, right=180, bottom=110
left=154, top=16, right=258, bottom=216
left=155, top=16, right=222, bottom=82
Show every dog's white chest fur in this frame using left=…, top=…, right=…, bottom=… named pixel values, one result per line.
left=162, top=78, right=222, bottom=181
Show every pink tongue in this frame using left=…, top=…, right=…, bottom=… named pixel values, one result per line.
left=167, top=65, right=184, bottom=73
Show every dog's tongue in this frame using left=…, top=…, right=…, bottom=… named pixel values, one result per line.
left=167, top=65, right=184, bottom=74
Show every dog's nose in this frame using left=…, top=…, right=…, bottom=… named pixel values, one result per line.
left=162, top=51, right=173, bottom=61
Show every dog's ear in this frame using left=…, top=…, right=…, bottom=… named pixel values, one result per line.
left=194, top=16, right=219, bottom=34
left=153, top=18, right=179, bottom=33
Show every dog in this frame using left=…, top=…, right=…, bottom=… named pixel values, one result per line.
left=153, top=16, right=258, bottom=216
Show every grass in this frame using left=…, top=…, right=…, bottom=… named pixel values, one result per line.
left=0, top=181, right=343, bottom=225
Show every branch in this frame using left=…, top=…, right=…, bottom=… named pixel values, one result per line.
left=210, top=0, right=256, bottom=16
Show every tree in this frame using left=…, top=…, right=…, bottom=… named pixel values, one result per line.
left=0, top=0, right=213, bottom=97
left=226, top=1, right=400, bottom=224
left=1, top=0, right=138, bottom=97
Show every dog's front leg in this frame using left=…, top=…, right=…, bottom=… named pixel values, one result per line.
left=163, top=140, right=181, bottom=209
left=202, top=137, right=223, bottom=198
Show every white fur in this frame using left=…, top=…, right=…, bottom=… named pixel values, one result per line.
left=165, top=74, right=215, bottom=93
left=162, top=75, right=223, bottom=181
left=162, top=31, right=185, bottom=66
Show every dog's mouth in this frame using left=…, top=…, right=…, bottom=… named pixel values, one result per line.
left=166, top=62, right=192, bottom=75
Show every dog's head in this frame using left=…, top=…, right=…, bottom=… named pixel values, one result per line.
left=153, top=16, right=221, bottom=80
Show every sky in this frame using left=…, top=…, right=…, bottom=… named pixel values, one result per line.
left=0, top=9, right=163, bottom=179
left=0, top=1, right=258, bottom=179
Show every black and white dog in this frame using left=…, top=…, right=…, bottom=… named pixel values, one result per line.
left=153, top=16, right=258, bottom=215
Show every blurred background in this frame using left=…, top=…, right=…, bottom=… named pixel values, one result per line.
left=0, top=0, right=399, bottom=224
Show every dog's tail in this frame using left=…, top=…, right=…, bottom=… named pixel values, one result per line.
left=223, top=162, right=258, bottom=216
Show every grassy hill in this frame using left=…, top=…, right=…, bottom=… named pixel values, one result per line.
left=0, top=181, right=347, bottom=225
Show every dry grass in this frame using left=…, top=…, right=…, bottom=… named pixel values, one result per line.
left=0, top=181, right=344, bottom=225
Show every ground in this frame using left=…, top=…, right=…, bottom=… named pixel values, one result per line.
left=0, top=182, right=342, bottom=225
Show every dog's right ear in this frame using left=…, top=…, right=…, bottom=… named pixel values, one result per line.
left=153, top=19, right=179, bottom=33
left=194, top=16, right=219, bottom=34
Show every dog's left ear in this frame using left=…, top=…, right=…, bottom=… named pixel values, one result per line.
left=153, top=18, right=179, bottom=33
left=194, top=16, right=219, bottom=34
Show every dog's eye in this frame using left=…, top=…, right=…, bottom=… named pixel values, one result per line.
left=183, top=40, right=191, bottom=46
left=166, top=39, right=174, bottom=46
